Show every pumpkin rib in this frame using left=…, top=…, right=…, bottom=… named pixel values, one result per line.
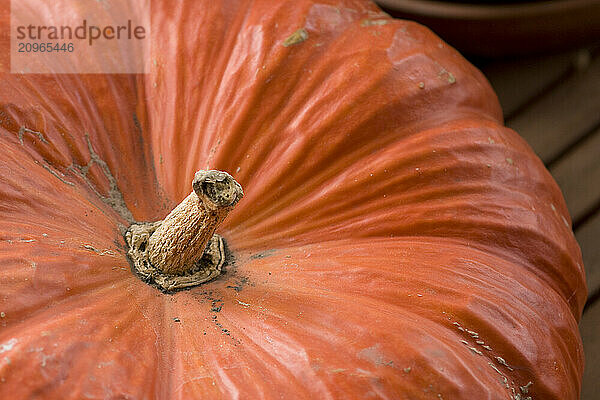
left=212, top=50, right=395, bottom=201
left=204, top=316, right=328, bottom=399
left=231, top=212, right=583, bottom=312
left=1, top=73, right=165, bottom=222
left=149, top=2, right=261, bottom=196
left=0, top=150, right=122, bottom=233
left=223, top=118, right=545, bottom=233
left=162, top=291, right=328, bottom=399
left=221, top=238, right=581, bottom=399
left=221, top=67, right=495, bottom=225
left=0, top=280, right=163, bottom=399
left=0, top=145, right=134, bottom=235
left=171, top=291, right=457, bottom=398
left=221, top=116, right=497, bottom=235
left=0, top=276, right=139, bottom=336
left=149, top=1, right=500, bottom=202
left=220, top=115, right=585, bottom=316
left=185, top=278, right=511, bottom=398
left=0, top=239, right=132, bottom=330
left=236, top=238, right=580, bottom=346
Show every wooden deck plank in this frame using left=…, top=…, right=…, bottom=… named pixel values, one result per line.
left=550, top=127, right=600, bottom=222
left=506, top=53, right=600, bottom=164
left=577, top=211, right=600, bottom=299
left=580, top=299, right=600, bottom=400
left=483, top=51, right=577, bottom=118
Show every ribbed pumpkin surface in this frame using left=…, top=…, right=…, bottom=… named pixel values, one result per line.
left=0, top=0, right=586, bottom=399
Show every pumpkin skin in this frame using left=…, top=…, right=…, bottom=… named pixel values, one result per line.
left=0, top=0, right=587, bottom=398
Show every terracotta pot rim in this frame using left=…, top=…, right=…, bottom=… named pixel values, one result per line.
left=377, top=0, right=599, bottom=20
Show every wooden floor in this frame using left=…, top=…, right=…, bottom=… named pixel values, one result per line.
left=477, top=45, right=600, bottom=400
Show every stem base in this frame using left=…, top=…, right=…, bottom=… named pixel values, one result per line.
left=125, top=222, right=225, bottom=292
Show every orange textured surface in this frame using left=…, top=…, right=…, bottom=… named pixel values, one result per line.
left=0, top=0, right=586, bottom=399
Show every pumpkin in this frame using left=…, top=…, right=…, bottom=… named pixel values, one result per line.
left=0, top=0, right=586, bottom=399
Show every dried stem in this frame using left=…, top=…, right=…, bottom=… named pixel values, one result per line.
left=148, top=170, right=243, bottom=275
left=125, top=170, right=242, bottom=291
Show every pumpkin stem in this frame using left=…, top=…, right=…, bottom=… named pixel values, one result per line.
left=125, top=170, right=243, bottom=291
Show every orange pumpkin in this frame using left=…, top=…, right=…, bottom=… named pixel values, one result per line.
left=0, top=0, right=586, bottom=399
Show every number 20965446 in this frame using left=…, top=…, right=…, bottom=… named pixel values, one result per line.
left=17, top=42, right=74, bottom=52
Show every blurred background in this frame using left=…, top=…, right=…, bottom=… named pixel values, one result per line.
left=375, top=1, right=600, bottom=399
